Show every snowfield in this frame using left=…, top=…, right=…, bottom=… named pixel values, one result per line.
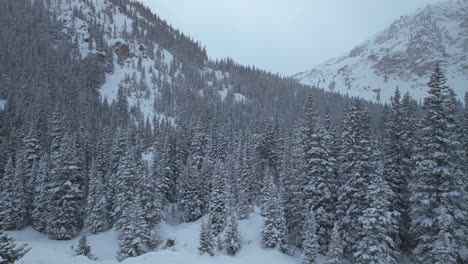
left=8, top=209, right=299, bottom=264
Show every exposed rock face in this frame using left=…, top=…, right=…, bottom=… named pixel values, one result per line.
left=295, top=0, right=468, bottom=102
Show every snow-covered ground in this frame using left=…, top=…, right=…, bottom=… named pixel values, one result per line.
left=8, top=209, right=299, bottom=264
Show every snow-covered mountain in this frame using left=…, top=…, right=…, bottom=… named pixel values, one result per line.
left=48, top=0, right=245, bottom=122
left=294, top=0, right=467, bottom=102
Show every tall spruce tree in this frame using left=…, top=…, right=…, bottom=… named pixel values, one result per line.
left=336, top=99, right=374, bottom=254
left=47, top=132, right=84, bottom=240
left=85, top=160, right=110, bottom=234
left=116, top=194, right=151, bottom=262
left=31, top=154, right=50, bottom=232
left=409, top=64, right=467, bottom=263
left=224, top=213, right=242, bottom=256
left=301, top=212, right=319, bottom=264
left=208, top=160, right=228, bottom=236
left=354, top=173, right=399, bottom=264
left=261, top=168, right=288, bottom=252
left=300, top=94, right=335, bottom=253
left=237, top=143, right=254, bottom=219
left=324, top=222, right=343, bottom=264
left=198, top=218, right=215, bottom=256
left=0, top=157, right=27, bottom=230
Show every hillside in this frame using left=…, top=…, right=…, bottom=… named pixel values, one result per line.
left=294, top=0, right=467, bottom=102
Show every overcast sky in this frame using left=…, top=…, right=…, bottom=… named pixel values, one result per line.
left=139, top=0, right=444, bottom=75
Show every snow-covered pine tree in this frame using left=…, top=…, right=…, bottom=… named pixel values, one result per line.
left=301, top=211, right=319, bottom=264
left=224, top=213, right=242, bottom=256
left=382, top=88, right=415, bottom=249
left=430, top=216, right=457, bottom=264
left=75, top=235, right=91, bottom=257
left=283, top=125, right=306, bottom=247
left=153, top=138, right=176, bottom=205
left=113, top=149, right=138, bottom=231
left=398, top=92, right=418, bottom=251
left=208, top=160, right=228, bottom=236
left=116, top=194, right=151, bottom=262
left=324, top=222, right=343, bottom=264
left=47, top=132, right=84, bottom=240
left=189, top=123, right=209, bottom=171
left=354, top=173, right=399, bottom=264
left=261, top=168, right=288, bottom=252
left=16, top=126, right=41, bottom=225
left=0, top=157, right=27, bottom=230
left=198, top=219, right=215, bottom=256
left=139, top=161, right=162, bottom=245
left=335, top=99, right=374, bottom=254
left=409, top=64, right=467, bottom=264
left=85, top=160, right=110, bottom=234
left=463, top=92, right=468, bottom=175
left=237, top=143, right=254, bottom=219
left=300, top=94, right=335, bottom=253
left=180, top=158, right=205, bottom=222
left=31, top=154, right=50, bottom=232
left=0, top=231, right=30, bottom=264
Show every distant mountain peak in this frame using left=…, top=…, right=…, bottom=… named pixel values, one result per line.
left=295, top=0, right=467, bottom=102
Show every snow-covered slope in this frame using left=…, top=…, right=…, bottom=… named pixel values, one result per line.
left=49, top=0, right=245, bottom=121
left=9, top=209, right=299, bottom=264
left=294, top=0, right=467, bottom=102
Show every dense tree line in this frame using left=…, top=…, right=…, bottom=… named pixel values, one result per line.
left=0, top=0, right=466, bottom=263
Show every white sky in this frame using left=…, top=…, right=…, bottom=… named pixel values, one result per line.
left=139, top=0, right=445, bottom=75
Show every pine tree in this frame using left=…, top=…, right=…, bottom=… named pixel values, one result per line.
left=354, top=173, right=398, bottom=264
left=300, top=94, right=335, bottom=252
left=383, top=88, right=415, bottom=249
left=113, top=149, right=138, bottom=230
left=463, top=92, right=468, bottom=176
left=47, top=133, right=84, bottom=240
left=302, top=212, right=319, bottom=264
left=85, top=160, right=110, bottom=234
left=237, top=143, right=254, bottom=219
left=431, top=221, right=457, bottom=264
left=409, top=64, right=467, bottom=263
left=75, top=235, right=91, bottom=257
left=116, top=86, right=129, bottom=127
left=336, top=99, right=373, bottom=254
left=31, top=154, right=50, bottom=232
left=116, top=194, right=151, bottom=262
left=0, top=157, right=27, bottom=230
left=283, top=126, right=306, bottom=247
left=224, top=214, right=242, bottom=256
left=139, top=161, right=162, bottom=245
left=198, top=219, right=214, bottom=256
left=154, top=139, right=175, bottom=205
left=208, top=160, right=227, bottom=236
left=261, top=169, right=287, bottom=252
left=179, top=161, right=204, bottom=222
left=0, top=231, right=30, bottom=264
left=324, top=223, right=343, bottom=264
left=16, top=127, right=41, bottom=225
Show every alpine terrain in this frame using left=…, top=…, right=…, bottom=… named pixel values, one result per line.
left=294, top=0, right=467, bottom=102
left=0, top=0, right=466, bottom=264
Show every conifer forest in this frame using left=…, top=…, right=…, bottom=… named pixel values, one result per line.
left=0, top=0, right=466, bottom=263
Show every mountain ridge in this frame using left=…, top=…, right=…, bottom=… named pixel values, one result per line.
left=294, top=0, right=467, bottom=102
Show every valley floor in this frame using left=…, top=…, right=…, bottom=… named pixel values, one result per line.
left=8, top=209, right=300, bottom=264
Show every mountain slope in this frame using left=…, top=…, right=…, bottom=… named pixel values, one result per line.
left=294, top=0, right=467, bottom=102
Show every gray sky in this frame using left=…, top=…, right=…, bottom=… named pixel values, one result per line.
left=140, top=0, right=444, bottom=75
